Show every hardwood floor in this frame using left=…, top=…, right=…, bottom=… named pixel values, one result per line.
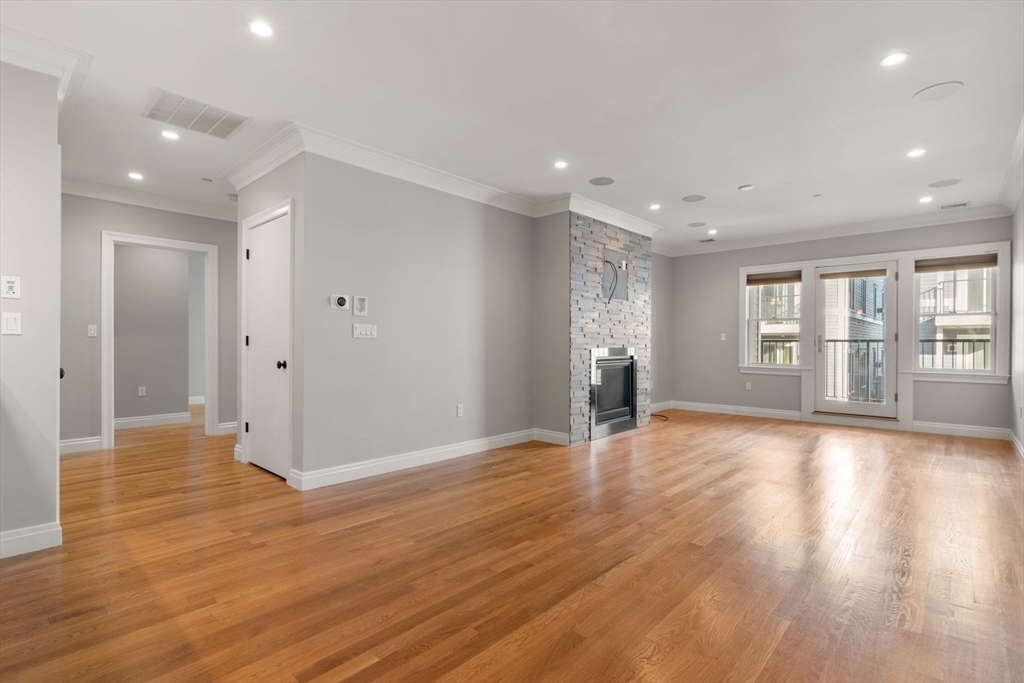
left=1, top=409, right=1021, bottom=682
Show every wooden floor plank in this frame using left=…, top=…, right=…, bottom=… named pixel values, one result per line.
left=1, top=406, right=1021, bottom=682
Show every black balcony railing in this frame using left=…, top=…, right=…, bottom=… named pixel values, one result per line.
left=825, top=339, right=886, bottom=403
left=758, top=340, right=798, bottom=364
left=918, top=339, right=991, bottom=370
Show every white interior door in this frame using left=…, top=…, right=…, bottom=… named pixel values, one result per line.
left=245, top=213, right=291, bottom=478
left=814, top=261, right=898, bottom=418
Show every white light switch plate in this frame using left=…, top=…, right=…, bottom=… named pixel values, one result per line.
left=88, top=324, right=97, bottom=337
left=2, top=311, right=22, bottom=334
left=1, top=275, right=20, bottom=299
left=353, top=323, right=377, bottom=339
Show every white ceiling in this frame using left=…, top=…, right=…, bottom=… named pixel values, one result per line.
left=1, top=1, right=1022, bottom=253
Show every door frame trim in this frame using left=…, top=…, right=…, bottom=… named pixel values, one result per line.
left=100, top=231, right=219, bottom=449
left=238, top=199, right=294, bottom=472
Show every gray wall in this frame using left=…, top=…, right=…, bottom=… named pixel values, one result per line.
left=670, top=216, right=1014, bottom=428
left=296, top=152, right=535, bottom=472
left=0, top=63, right=61, bottom=534
left=114, top=245, right=188, bottom=419
left=1013, top=196, right=1023, bottom=448
left=533, top=211, right=570, bottom=434
left=188, top=252, right=205, bottom=400
left=61, top=195, right=237, bottom=439
left=652, top=252, right=676, bottom=406
left=236, top=153, right=306, bottom=465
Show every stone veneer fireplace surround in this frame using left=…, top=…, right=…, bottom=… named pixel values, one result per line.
left=569, top=213, right=652, bottom=444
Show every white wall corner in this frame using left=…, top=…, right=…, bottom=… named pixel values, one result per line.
left=0, top=522, right=62, bottom=559
left=569, top=195, right=663, bottom=238
left=0, top=25, right=92, bottom=113
left=63, top=178, right=235, bottom=221
left=998, top=114, right=1024, bottom=211
left=217, top=422, right=237, bottom=435
left=60, top=436, right=102, bottom=455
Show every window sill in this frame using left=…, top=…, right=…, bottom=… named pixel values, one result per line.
left=739, top=365, right=808, bottom=376
left=908, top=371, right=1009, bottom=385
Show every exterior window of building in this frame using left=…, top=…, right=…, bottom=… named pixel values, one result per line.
left=746, top=270, right=801, bottom=365
left=915, top=254, right=996, bottom=371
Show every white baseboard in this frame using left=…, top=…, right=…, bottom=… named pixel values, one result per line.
left=189, top=396, right=205, bottom=405
left=533, top=428, right=570, bottom=446
left=1012, top=431, right=1024, bottom=461
left=671, top=400, right=801, bottom=421
left=0, top=522, right=62, bottom=559
left=113, top=412, right=192, bottom=430
left=60, top=436, right=102, bottom=455
left=650, top=401, right=673, bottom=413
left=288, top=428, right=538, bottom=492
left=233, top=444, right=245, bottom=463
left=912, top=421, right=1013, bottom=441
left=217, top=422, right=237, bottom=435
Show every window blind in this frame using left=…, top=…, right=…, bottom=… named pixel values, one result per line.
left=915, top=253, right=997, bottom=273
left=746, top=270, right=801, bottom=286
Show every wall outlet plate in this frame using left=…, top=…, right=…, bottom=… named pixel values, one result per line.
left=1, top=311, right=21, bottom=335
left=353, top=295, right=369, bottom=317
left=138, top=386, right=146, bottom=397
left=353, top=323, right=377, bottom=339
left=1, top=275, right=20, bottom=299
left=330, top=294, right=350, bottom=310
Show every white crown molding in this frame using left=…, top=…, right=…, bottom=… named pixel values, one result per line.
left=663, top=204, right=1013, bottom=257
left=0, top=25, right=92, bottom=113
left=533, top=194, right=572, bottom=218
left=568, top=195, right=663, bottom=238
left=221, top=125, right=305, bottom=191
left=998, top=114, right=1024, bottom=211
left=63, top=178, right=236, bottom=222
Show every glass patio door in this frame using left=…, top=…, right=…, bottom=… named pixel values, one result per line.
left=814, top=262, right=898, bottom=418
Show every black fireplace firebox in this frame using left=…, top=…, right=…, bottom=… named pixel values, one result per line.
left=590, top=347, right=638, bottom=440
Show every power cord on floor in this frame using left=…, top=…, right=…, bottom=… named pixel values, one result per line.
left=651, top=413, right=668, bottom=421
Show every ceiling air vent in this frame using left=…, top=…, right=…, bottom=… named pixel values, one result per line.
left=937, top=201, right=970, bottom=211
left=698, top=238, right=716, bottom=243
left=144, top=90, right=250, bottom=139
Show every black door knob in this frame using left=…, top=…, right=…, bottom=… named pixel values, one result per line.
left=277, top=360, right=287, bottom=369
left=60, top=367, right=65, bottom=379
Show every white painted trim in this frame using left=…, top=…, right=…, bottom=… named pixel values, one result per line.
left=239, top=200, right=294, bottom=475
left=650, top=401, right=673, bottom=413
left=287, top=429, right=538, bottom=491
left=189, top=395, right=206, bottom=405
left=217, top=422, right=237, bottom=435
left=101, top=231, right=219, bottom=448
left=533, top=195, right=572, bottom=218
left=666, top=205, right=1011, bottom=257
left=0, top=522, right=62, bottom=559
left=738, top=365, right=806, bottom=376
left=533, top=429, right=570, bottom=446
left=1011, top=431, right=1024, bottom=462
left=909, top=372, right=1010, bottom=385
left=912, top=421, right=1012, bottom=442
left=569, top=195, right=662, bottom=238
left=0, top=25, right=91, bottom=112
left=671, top=401, right=802, bottom=421
left=220, top=125, right=305, bottom=192
left=998, top=114, right=1024, bottom=211
left=114, top=412, right=191, bottom=429
left=63, top=178, right=236, bottom=222
left=60, top=436, right=101, bottom=455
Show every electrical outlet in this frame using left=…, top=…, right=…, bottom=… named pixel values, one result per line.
left=720, top=333, right=727, bottom=341
left=87, top=324, right=97, bottom=337
left=457, top=404, right=464, bottom=417
left=745, top=382, right=752, bottom=391
left=138, top=386, right=146, bottom=397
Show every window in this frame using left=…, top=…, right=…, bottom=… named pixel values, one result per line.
left=915, top=253, right=996, bottom=371
left=746, top=270, right=801, bottom=365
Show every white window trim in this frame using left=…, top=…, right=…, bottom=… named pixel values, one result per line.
left=738, top=241, right=1010, bottom=385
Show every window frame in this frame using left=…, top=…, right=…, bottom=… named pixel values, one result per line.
left=743, top=280, right=803, bottom=370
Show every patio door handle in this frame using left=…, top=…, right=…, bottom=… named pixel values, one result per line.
left=816, top=334, right=823, bottom=352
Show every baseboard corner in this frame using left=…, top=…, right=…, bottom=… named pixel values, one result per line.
left=533, top=429, right=570, bottom=446
left=0, top=522, right=62, bottom=559
left=60, top=436, right=102, bottom=455
left=217, top=422, right=238, bottom=435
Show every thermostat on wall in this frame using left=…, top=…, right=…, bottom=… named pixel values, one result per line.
left=330, top=294, right=350, bottom=310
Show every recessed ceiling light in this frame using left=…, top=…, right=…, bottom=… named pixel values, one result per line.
left=928, top=179, right=961, bottom=188
left=649, top=204, right=661, bottom=210
left=554, top=160, right=568, bottom=169
left=913, top=81, right=964, bottom=102
left=907, top=149, right=926, bottom=158
left=589, top=177, right=615, bottom=186
left=249, top=20, right=274, bottom=37
left=919, top=196, right=933, bottom=203
left=682, top=194, right=705, bottom=202
left=161, top=130, right=180, bottom=140
left=128, top=172, right=143, bottom=180
left=738, top=184, right=754, bottom=191
left=880, top=52, right=909, bottom=67
left=708, top=229, right=718, bottom=235
left=688, top=222, right=706, bottom=228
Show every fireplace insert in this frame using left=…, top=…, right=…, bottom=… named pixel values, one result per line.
left=590, top=347, right=638, bottom=440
